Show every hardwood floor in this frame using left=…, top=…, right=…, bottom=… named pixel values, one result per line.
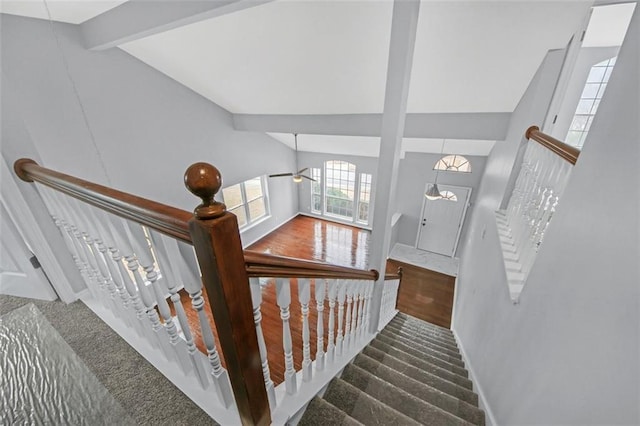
left=246, top=215, right=370, bottom=269
left=387, top=258, right=455, bottom=328
left=173, top=215, right=454, bottom=386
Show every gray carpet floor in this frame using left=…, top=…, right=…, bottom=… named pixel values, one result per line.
left=0, top=295, right=217, bottom=425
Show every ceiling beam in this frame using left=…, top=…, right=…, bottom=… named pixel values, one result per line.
left=81, top=0, right=274, bottom=51
left=233, top=112, right=511, bottom=140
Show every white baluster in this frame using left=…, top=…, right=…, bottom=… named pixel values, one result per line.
left=177, top=241, right=233, bottom=407
left=356, top=281, right=366, bottom=342
left=249, top=277, right=276, bottom=410
left=147, top=231, right=197, bottom=376
left=157, top=234, right=211, bottom=388
left=298, top=278, right=312, bottom=382
left=363, top=282, right=373, bottom=336
left=315, top=278, right=326, bottom=372
left=276, top=278, right=297, bottom=395
left=344, top=282, right=354, bottom=352
left=326, top=280, right=337, bottom=364
left=336, top=281, right=346, bottom=357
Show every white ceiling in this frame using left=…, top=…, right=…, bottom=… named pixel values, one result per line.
left=0, top=0, right=126, bottom=24
left=583, top=2, right=637, bottom=47
left=121, top=0, right=590, bottom=115
left=267, top=133, right=496, bottom=158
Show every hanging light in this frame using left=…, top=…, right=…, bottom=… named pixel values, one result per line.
left=425, top=139, right=446, bottom=200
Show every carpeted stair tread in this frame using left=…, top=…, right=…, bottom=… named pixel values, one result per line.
left=396, top=312, right=455, bottom=335
left=387, top=320, right=460, bottom=349
left=298, top=397, right=363, bottom=426
left=378, top=330, right=464, bottom=365
left=352, top=354, right=485, bottom=425
left=392, top=315, right=457, bottom=341
left=361, top=347, right=478, bottom=405
left=375, top=334, right=468, bottom=375
left=341, top=364, right=474, bottom=426
left=322, top=378, right=421, bottom=426
left=369, top=340, right=473, bottom=389
left=382, top=325, right=462, bottom=356
left=386, top=320, right=459, bottom=347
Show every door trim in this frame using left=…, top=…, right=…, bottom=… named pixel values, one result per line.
left=415, top=184, right=472, bottom=258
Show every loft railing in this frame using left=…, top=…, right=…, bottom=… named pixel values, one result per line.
left=495, top=126, right=580, bottom=302
left=13, top=159, right=402, bottom=425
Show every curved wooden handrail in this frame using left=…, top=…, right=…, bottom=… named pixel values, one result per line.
left=245, top=251, right=379, bottom=280
left=14, top=159, right=389, bottom=281
left=14, top=159, right=193, bottom=242
left=525, top=126, right=580, bottom=165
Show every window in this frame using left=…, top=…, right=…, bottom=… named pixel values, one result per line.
left=311, top=168, right=322, bottom=214
left=357, top=173, right=372, bottom=224
left=325, top=161, right=356, bottom=219
left=434, top=155, right=471, bottom=173
left=221, top=176, right=269, bottom=229
left=440, top=190, right=458, bottom=201
left=566, top=57, right=616, bottom=149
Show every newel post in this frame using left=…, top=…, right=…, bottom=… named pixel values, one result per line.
left=184, top=163, right=270, bottom=426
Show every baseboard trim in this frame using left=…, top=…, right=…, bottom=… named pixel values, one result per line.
left=452, top=329, right=498, bottom=426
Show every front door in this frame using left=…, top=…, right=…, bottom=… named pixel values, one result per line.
left=416, top=184, right=471, bottom=257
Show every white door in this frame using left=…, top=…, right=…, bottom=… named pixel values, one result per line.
left=1, top=202, right=57, bottom=300
left=416, top=184, right=471, bottom=257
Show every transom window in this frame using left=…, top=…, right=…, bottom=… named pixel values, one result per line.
left=440, top=190, right=458, bottom=201
left=434, top=155, right=471, bottom=173
left=566, top=57, right=616, bottom=149
left=221, top=176, right=269, bottom=229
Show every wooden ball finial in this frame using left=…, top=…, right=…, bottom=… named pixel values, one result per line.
left=184, top=162, right=226, bottom=219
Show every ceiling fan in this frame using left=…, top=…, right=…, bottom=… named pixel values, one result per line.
left=269, top=133, right=316, bottom=183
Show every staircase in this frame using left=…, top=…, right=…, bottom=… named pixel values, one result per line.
left=299, top=312, right=485, bottom=425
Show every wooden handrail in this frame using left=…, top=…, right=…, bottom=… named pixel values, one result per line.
left=525, top=126, right=580, bottom=165
left=14, top=159, right=390, bottom=282
left=14, top=158, right=193, bottom=243
left=244, top=251, right=379, bottom=280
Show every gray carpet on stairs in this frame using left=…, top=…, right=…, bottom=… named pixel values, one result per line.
left=0, top=295, right=217, bottom=425
left=299, top=312, right=485, bottom=426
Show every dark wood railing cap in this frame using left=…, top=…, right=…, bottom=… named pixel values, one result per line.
left=184, top=162, right=227, bottom=219
left=14, top=158, right=37, bottom=182
left=525, top=125, right=580, bottom=165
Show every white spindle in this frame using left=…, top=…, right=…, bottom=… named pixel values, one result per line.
left=344, top=282, right=354, bottom=351
left=249, top=277, right=276, bottom=410
left=326, top=280, right=337, bottom=364
left=297, top=278, right=312, bottom=381
left=177, top=241, right=233, bottom=407
left=356, top=281, right=366, bottom=342
left=276, top=278, right=297, bottom=395
left=336, top=281, right=346, bottom=357
left=351, top=281, right=361, bottom=343
left=158, top=234, right=211, bottom=388
left=315, top=279, right=326, bottom=372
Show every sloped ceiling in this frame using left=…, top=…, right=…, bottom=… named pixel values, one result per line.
left=1, top=0, right=600, bottom=157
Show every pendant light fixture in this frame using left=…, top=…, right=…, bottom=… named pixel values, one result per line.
left=425, top=139, right=446, bottom=200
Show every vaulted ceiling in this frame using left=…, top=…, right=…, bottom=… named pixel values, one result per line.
left=2, top=0, right=601, bottom=157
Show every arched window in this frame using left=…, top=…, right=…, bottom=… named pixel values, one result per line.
left=440, top=190, right=458, bottom=201
left=566, top=57, right=616, bottom=149
left=434, top=155, right=471, bottom=173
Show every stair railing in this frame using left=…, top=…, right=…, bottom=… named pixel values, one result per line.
left=14, top=159, right=402, bottom=425
left=495, top=126, right=580, bottom=302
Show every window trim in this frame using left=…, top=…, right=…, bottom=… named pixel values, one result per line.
left=221, top=175, right=270, bottom=230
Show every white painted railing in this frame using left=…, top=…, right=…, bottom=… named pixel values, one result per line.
left=35, top=185, right=239, bottom=423
left=378, top=278, right=401, bottom=330
left=496, top=137, right=574, bottom=302
left=249, top=276, right=380, bottom=424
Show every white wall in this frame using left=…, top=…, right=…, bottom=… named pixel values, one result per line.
left=0, top=14, right=299, bottom=248
left=454, top=9, right=639, bottom=425
left=394, top=152, right=487, bottom=256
